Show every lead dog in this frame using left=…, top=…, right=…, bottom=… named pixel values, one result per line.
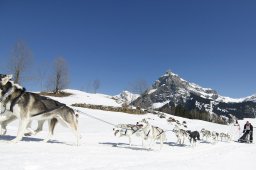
left=0, top=74, right=80, bottom=145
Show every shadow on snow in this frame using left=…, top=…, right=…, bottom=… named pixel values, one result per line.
left=0, top=135, right=66, bottom=145
left=99, top=142, right=153, bottom=151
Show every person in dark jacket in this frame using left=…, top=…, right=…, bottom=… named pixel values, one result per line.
left=239, top=121, right=253, bottom=143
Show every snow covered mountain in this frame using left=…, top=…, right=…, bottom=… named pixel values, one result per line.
left=133, top=71, right=256, bottom=120
left=113, top=91, right=140, bottom=105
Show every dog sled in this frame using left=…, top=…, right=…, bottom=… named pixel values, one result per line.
left=237, top=131, right=253, bottom=143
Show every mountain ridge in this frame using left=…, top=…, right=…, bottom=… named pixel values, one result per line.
left=132, top=71, right=256, bottom=120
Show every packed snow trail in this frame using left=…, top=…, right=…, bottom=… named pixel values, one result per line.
left=0, top=90, right=255, bottom=170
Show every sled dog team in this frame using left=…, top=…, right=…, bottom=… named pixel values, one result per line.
left=0, top=73, right=252, bottom=148
left=113, top=117, right=236, bottom=149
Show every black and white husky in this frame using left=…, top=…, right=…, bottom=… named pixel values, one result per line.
left=173, top=125, right=188, bottom=145
left=113, top=124, right=144, bottom=147
left=200, top=128, right=211, bottom=142
left=136, top=119, right=166, bottom=149
left=219, top=132, right=231, bottom=142
left=0, top=74, right=80, bottom=145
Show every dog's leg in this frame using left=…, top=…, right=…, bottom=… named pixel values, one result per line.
left=142, top=139, right=144, bottom=148
left=148, top=137, right=154, bottom=149
left=177, top=136, right=180, bottom=144
left=69, top=117, right=80, bottom=146
left=43, top=119, right=57, bottom=143
left=193, top=138, right=196, bottom=147
left=62, top=116, right=80, bottom=146
left=0, top=115, right=16, bottom=135
left=71, top=124, right=80, bottom=146
left=24, top=121, right=37, bottom=136
left=34, top=120, right=45, bottom=134
left=57, top=111, right=80, bottom=146
left=11, top=118, right=29, bottom=143
left=160, top=135, right=163, bottom=150
left=0, top=123, right=7, bottom=135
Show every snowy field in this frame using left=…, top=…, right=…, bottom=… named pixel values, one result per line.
left=0, top=90, right=255, bottom=170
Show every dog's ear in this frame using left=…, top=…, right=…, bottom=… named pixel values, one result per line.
left=0, top=74, right=12, bottom=85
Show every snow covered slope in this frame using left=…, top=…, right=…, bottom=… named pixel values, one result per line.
left=0, top=90, right=255, bottom=170
left=48, top=89, right=122, bottom=107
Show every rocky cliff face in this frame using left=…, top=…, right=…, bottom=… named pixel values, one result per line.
left=132, top=71, right=256, bottom=119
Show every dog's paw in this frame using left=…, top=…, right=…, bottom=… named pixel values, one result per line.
left=24, top=132, right=33, bottom=136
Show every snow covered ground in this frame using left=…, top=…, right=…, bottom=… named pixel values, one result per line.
left=0, top=90, right=255, bottom=170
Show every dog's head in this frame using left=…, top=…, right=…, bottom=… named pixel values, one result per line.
left=113, top=127, right=126, bottom=137
left=136, top=118, right=149, bottom=128
left=173, top=124, right=180, bottom=133
left=0, top=74, right=13, bottom=86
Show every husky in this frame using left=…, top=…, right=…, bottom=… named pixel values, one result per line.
left=211, top=131, right=219, bottom=143
left=0, top=76, right=54, bottom=137
left=113, top=124, right=144, bottom=147
left=186, top=130, right=200, bottom=146
left=136, top=118, right=166, bottom=149
left=219, top=132, right=231, bottom=142
left=173, top=125, right=188, bottom=145
left=200, top=128, right=211, bottom=141
left=0, top=74, right=80, bottom=145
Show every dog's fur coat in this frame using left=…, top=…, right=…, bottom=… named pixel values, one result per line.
left=0, top=74, right=80, bottom=145
left=113, top=124, right=144, bottom=146
left=186, top=130, right=200, bottom=146
left=137, top=119, right=166, bottom=149
left=173, top=125, right=188, bottom=145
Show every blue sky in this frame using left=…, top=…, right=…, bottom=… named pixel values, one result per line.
left=0, top=0, right=256, bottom=97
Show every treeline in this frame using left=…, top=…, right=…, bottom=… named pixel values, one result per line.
left=159, top=104, right=230, bottom=124
left=72, top=103, right=146, bottom=114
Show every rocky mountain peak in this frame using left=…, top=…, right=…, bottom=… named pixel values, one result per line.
left=133, top=70, right=256, bottom=120
left=152, top=71, right=188, bottom=89
left=150, top=70, right=218, bottom=101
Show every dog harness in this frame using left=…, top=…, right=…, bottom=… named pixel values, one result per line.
left=119, top=125, right=142, bottom=136
left=155, top=127, right=164, bottom=137
left=31, top=104, right=66, bottom=117
left=10, top=88, right=26, bottom=112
